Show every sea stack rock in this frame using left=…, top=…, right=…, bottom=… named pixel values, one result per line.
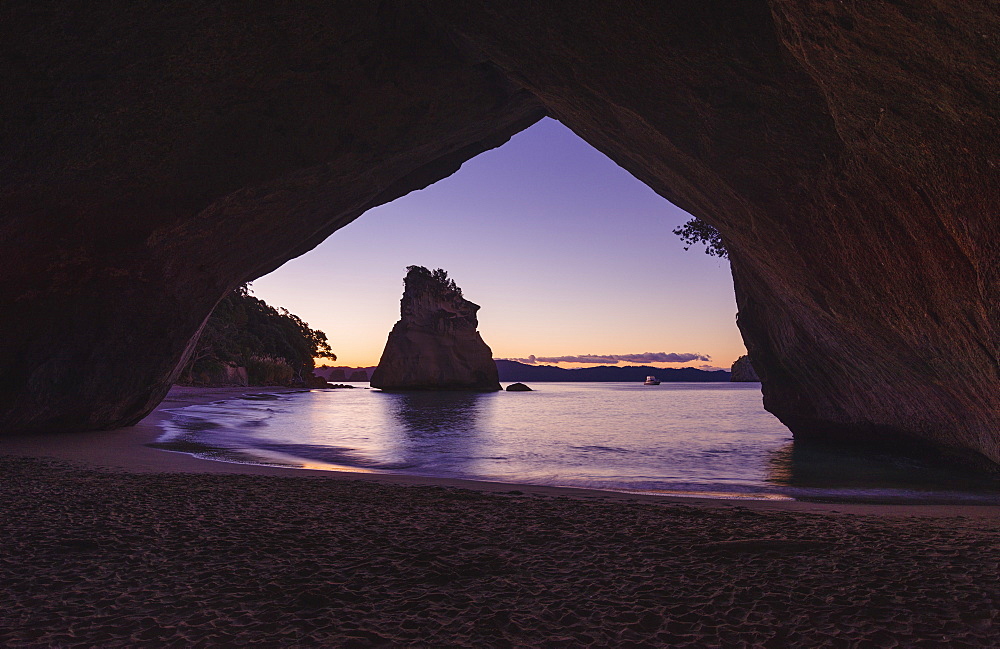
left=506, top=383, right=532, bottom=392
left=370, top=267, right=501, bottom=391
left=730, top=355, right=760, bottom=382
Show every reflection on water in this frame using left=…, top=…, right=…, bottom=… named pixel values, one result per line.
left=388, top=391, right=489, bottom=435
left=767, top=441, right=1000, bottom=500
left=381, top=391, right=499, bottom=475
left=153, top=383, right=1000, bottom=503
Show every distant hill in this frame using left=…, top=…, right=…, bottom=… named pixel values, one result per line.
left=495, top=360, right=731, bottom=382
left=314, top=366, right=375, bottom=382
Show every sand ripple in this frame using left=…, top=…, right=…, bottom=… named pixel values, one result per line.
left=0, top=457, right=997, bottom=647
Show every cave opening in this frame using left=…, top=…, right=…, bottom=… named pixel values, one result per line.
left=233, top=117, right=999, bottom=497
left=214, top=118, right=834, bottom=497
left=2, top=1, right=994, bottom=479
left=249, top=117, right=745, bottom=375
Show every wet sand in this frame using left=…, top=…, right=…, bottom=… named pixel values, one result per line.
left=1, top=387, right=998, bottom=647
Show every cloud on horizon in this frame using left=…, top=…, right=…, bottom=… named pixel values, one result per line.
left=502, top=352, right=711, bottom=365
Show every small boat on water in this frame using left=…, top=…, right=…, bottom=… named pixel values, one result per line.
left=643, top=375, right=660, bottom=385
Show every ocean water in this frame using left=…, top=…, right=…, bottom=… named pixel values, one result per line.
left=153, top=383, right=1000, bottom=503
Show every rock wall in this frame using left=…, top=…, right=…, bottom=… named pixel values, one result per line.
left=371, top=268, right=500, bottom=391
left=730, top=357, right=760, bottom=383
left=0, top=1, right=540, bottom=431
left=430, top=2, right=999, bottom=468
left=177, top=364, right=249, bottom=388
left=1, top=3, right=997, bottom=468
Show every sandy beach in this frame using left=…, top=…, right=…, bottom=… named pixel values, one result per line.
left=2, top=387, right=998, bottom=647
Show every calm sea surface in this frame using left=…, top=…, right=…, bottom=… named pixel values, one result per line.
left=154, top=383, right=1000, bottom=503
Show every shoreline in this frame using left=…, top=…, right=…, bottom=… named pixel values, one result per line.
left=2, top=385, right=998, bottom=518
left=3, top=386, right=1000, bottom=646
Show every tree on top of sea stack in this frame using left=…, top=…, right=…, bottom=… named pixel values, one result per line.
left=371, top=266, right=501, bottom=391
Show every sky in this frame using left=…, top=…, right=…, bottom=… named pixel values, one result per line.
left=250, top=117, right=745, bottom=370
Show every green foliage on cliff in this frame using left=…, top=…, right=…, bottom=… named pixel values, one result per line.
left=406, top=265, right=462, bottom=296
left=673, top=218, right=728, bottom=259
left=180, top=285, right=336, bottom=386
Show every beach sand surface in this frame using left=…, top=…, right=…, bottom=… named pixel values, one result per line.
left=1, top=386, right=998, bottom=647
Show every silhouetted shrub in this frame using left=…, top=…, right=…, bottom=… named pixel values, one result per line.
left=673, top=218, right=728, bottom=258
left=406, top=265, right=462, bottom=296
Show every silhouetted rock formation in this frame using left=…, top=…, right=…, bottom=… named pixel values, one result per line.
left=1, top=4, right=997, bottom=469
left=371, top=268, right=500, bottom=391
left=730, top=356, right=760, bottom=382
left=506, top=383, right=532, bottom=392
left=318, top=368, right=347, bottom=382
left=495, top=361, right=730, bottom=383
left=305, top=374, right=332, bottom=389
left=348, top=371, right=370, bottom=382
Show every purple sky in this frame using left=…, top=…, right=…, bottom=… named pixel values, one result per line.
left=251, top=117, right=745, bottom=370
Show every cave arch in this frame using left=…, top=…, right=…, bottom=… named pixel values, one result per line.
left=252, top=116, right=745, bottom=376
left=1, top=2, right=997, bottom=468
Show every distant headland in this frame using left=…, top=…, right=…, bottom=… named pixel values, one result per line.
left=495, top=360, right=730, bottom=383
left=318, top=362, right=732, bottom=383
left=315, top=366, right=375, bottom=382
